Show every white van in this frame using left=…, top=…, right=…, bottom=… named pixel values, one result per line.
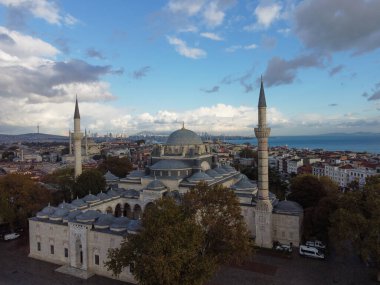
left=4, top=233, right=20, bottom=241
left=299, top=245, right=325, bottom=259
left=305, top=240, right=326, bottom=249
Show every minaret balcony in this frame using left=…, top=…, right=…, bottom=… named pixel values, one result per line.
left=73, top=132, right=83, bottom=140
left=254, top=128, right=271, bottom=138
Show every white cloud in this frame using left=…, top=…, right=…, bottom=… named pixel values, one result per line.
left=225, top=43, right=257, bottom=52
left=0, top=0, right=78, bottom=25
left=244, top=3, right=281, bottom=31
left=0, top=26, right=58, bottom=61
left=167, top=36, right=206, bottom=59
left=203, top=2, right=224, bottom=27
left=200, top=32, right=223, bottom=41
left=167, top=0, right=205, bottom=16
left=166, top=0, right=236, bottom=29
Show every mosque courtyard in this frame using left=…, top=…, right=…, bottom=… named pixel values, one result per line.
left=0, top=234, right=376, bottom=285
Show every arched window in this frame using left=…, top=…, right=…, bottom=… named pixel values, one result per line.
left=133, top=204, right=142, bottom=220
left=115, top=204, right=122, bottom=217
left=123, top=203, right=132, bottom=219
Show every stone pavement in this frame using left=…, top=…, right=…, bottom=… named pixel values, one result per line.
left=0, top=236, right=377, bottom=285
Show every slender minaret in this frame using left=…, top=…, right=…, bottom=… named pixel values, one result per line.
left=254, top=78, right=273, bottom=248
left=73, top=97, right=83, bottom=178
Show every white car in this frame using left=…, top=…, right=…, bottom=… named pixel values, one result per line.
left=275, top=244, right=293, bottom=253
left=299, top=245, right=325, bottom=259
left=305, top=240, right=326, bottom=250
left=4, top=233, right=20, bottom=241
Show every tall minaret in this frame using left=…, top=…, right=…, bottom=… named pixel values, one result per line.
left=254, top=78, right=273, bottom=248
left=85, top=128, right=88, bottom=156
left=73, top=97, right=83, bottom=178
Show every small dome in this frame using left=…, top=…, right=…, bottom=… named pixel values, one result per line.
left=126, top=170, right=145, bottom=180
left=107, top=189, right=121, bottom=197
left=166, top=128, right=203, bottom=146
left=71, top=197, right=87, bottom=208
left=214, top=166, right=229, bottom=176
left=273, top=200, right=303, bottom=215
left=49, top=206, right=69, bottom=221
left=127, top=220, right=142, bottom=232
left=94, top=214, right=115, bottom=229
left=83, top=193, right=100, bottom=203
left=36, top=204, right=56, bottom=219
left=63, top=210, right=82, bottom=223
left=97, top=191, right=111, bottom=201
left=222, top=164, right=237, bottom=173
left=146, top=179, right=167, bottom=191
left=104, top=170, right=119, bottom=181
left=187, top=171, right=214, bottom=183
left=58, top=201, right=77, bottom=211
left=110, top=217, right=130, bottom=232
left=206, top=169, right=223, bottom=179
left=231, top=177, right=257, bottom=191
left=76, top=210, right=101, bottom=223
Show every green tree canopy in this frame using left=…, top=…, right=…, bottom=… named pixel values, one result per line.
left=97, top=156, right=133, bottom=178
left=288, top=174, right=339, bottom=241
left=106, top=198, right=214, bottom=285
left=0, top=174, right=52, bottom=228
left=106, top=183, right=252, bottom=285
left=73, top=169, right=106, bottom=198
left=182, top=183, right=252, bottom=265
left=288, top=174, right=338, bottom=209
left=329, top=175, right=380, bottom=279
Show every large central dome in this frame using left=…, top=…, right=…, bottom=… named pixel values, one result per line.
left=166, top=127, right=203, bottom=146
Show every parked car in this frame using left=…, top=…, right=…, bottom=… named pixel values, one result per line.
left=299, top=245, right=325, bottom=259
left=273, top=241, right=293, bottom=253
left=4, top=232, right=20, bottom=241
left=305, top=240, right=326, bottom=250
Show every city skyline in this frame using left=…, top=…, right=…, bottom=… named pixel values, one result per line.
left=0, top=0, right=379, bottom=136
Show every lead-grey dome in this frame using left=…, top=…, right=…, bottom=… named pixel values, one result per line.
left=166, top=128, right=203, bottom=146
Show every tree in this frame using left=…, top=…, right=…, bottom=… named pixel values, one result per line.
left=288, top=174, right=338, bottom=209
left=329, top=175, right=380, bottom=281
left=0, top=174, right=52, bottom=229
left=106, top=183, right=252, bottom=285
left=288, top=174, right=339, bottom=240
left=106, top=198, right=214, bottom=285
left=73, top=169, right=106, bottom=198
left=182, top=183, right=252, bottom=265
left=97, top=156, right=133, bottom=178
left=239, top=148, right=257, bottom=160
left=43, top=168, right=75, bottom=202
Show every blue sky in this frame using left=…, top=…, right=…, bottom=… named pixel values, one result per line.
left=0, top=0, right=379, bottom=136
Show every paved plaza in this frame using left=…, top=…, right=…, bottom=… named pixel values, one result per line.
left=0, top=235, right=377, bottom=285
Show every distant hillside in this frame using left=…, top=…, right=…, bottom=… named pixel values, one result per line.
left=0, top=133, right=68, bottom=144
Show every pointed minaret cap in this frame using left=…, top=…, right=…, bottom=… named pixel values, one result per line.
left=74, top=95, right=80, bottom=119
left=258, top=76, right=267, bottom=108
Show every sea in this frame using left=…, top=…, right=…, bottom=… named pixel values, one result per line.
left=226, top=133, right=380, bottom=154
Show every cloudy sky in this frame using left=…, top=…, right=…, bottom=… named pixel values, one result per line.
left=0, top=0, right=379, bottom=136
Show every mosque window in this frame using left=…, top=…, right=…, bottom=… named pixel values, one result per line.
left=37, top=242, right=41, bottom=251
left=95, top=254, right=100, bottom=265
left=64, top=248, right=68, bottom=258
left=50, top=245, right=54, bottom=254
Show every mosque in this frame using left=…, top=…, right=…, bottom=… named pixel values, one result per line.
left=28, top=81, right=303, bottom=282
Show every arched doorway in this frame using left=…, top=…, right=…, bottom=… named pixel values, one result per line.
left=115, top=204, right=122, bottom=217
left=133, top=204, right=142, bottom=220
left=106, top=206, right=113, bottom=214
left=124, top=203, right=132, bottom=219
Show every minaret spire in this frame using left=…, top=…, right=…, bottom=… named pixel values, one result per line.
left=73, top=96, right=83, bottom=178
left=74, top=95, right=80, bottom=119
left=258, top=76, right=267, bottom=108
